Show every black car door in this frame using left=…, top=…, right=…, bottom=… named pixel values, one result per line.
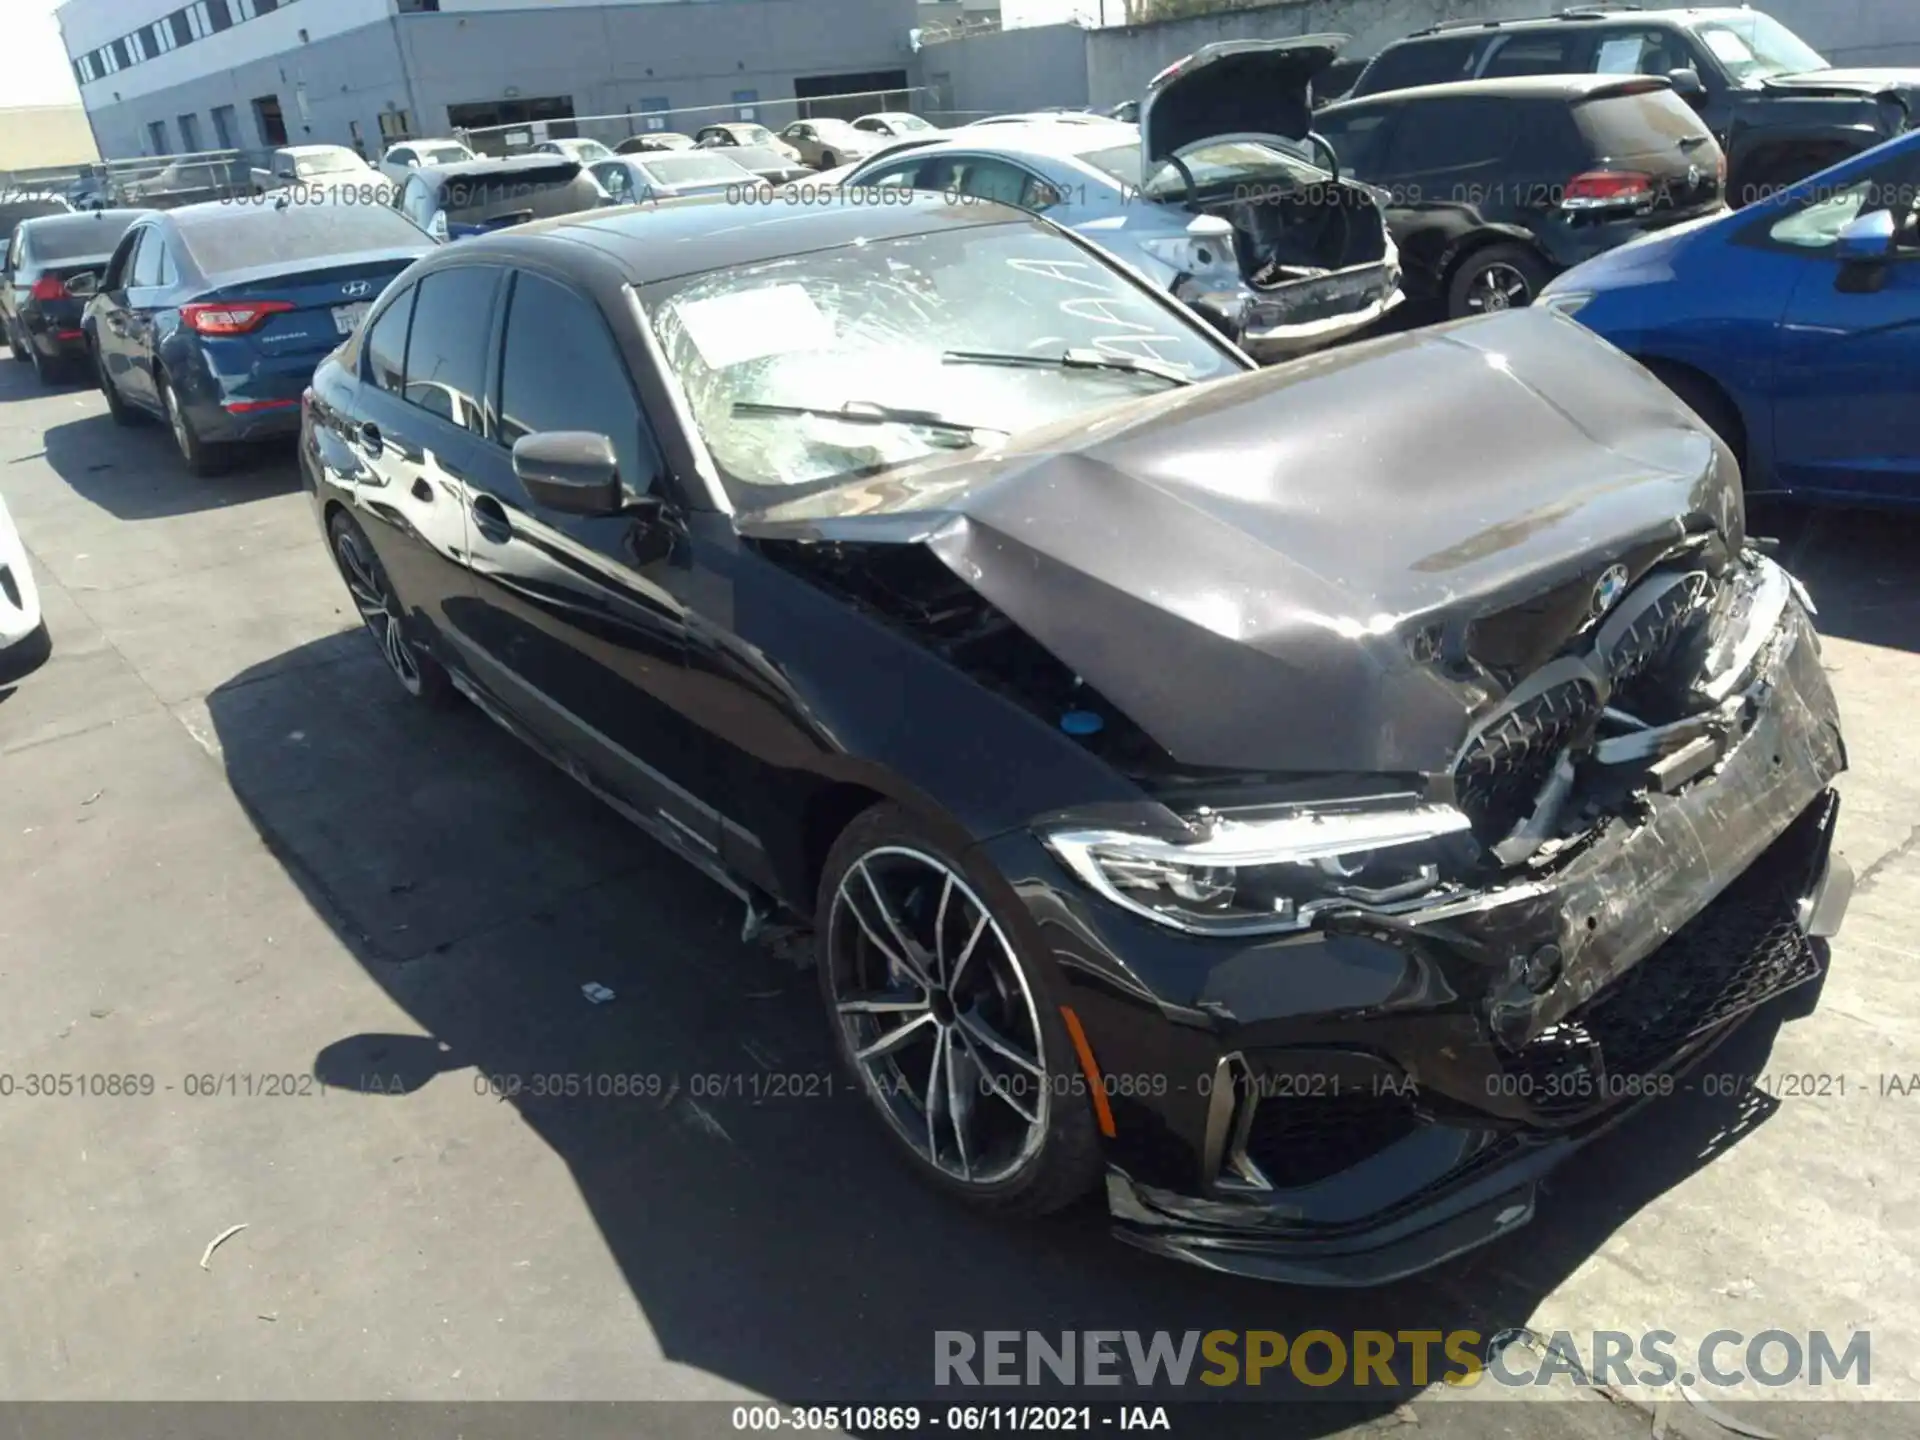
left=341, top=263, right=499, bottom=649
left=454, top=264, right=718, bottom=855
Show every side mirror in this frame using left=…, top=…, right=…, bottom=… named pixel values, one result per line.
left=65, top=271, right=98, bottom=298
left=1836, top=209, right=1897, bottom=263
left=1667, top=67, right=1707, bottom=101
left=512, top=431, right=625, bottom=515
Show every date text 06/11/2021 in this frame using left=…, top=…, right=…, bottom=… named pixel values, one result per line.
left=729, top=1406, right=1173, bottom=1432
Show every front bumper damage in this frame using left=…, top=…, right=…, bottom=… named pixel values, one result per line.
left=1068, top=582, right=1850, bottom=1285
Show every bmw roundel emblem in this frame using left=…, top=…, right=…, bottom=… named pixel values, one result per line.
left=1591, top=564, right=1631, bottom=620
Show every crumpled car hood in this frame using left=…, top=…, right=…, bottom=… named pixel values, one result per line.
left=739, top=310, right=1739, bottom=777
left=1763, top=67, right=1920, bottom=97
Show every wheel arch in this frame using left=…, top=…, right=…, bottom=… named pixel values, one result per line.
left=1634, top=352, right=1752, bottom=472
left=1438, top=227, right=1555, bottom=296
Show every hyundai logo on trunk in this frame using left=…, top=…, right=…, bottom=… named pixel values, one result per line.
left=340, top=280, right=374, bottom=298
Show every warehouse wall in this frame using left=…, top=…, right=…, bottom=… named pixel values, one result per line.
left=920, top=22, right=1091, bottom=121
left=71, top=0, right=922, bottom=162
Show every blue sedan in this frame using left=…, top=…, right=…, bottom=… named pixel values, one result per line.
left=1541, top=131, right=1920, bottom=507
left=76, top=198, right=436, bottom=475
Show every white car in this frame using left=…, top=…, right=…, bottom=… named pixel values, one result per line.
left=533, top=137, right=617, bottom=165
left=251, top=144, right=392, bottom=202
left=378, top=138, right=477, bottom=186
left=0, top=492, right=47, bottom=687
left=853, top=111, right=940, bottom=140
left=843, top=38, right=1403, bottom=363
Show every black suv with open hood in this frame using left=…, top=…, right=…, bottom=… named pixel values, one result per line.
left=304, top=194, right=1851, bottom=1283
left=1349, top=7, right=1915, bottom=206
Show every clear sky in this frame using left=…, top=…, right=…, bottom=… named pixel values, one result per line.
left=14, top=0, right=80, bottom=108
left=3, top=0, right=1093, bottom=113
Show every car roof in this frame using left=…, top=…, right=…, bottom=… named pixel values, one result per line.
left=411, top=155, right=584, bottom=180
left=20, top=207, right=146, bottom=235
left=450, top=189, right=1030, bottom=285
left=1327, top=72, right=1679, bottom=107
left=280, top=143, right=357, bottom=157
left=1402, top=6, right=1753, bottom=40
left=885, top=123, right=1135, bottom=161
left=388, top=138, right=467, bottom=151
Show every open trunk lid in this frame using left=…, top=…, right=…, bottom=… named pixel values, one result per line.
left=1140, top=34, right=1349, bottom=168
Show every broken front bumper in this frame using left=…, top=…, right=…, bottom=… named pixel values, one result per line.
left=1000, top=593, right=1848, bottom=1285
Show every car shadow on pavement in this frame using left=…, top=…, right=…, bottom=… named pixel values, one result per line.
left=40, top=413, right=298, bottom=520
left=202, top=634, right=1812, bottom=1426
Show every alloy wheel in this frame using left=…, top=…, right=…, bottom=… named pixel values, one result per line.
left=826, top=846, right=1049, bottom=1187
left=333, top=524, right=423, bottom=694
left=1464, top=262, right=1532, bottom=314
left=163, top=381, right=193, bottom=460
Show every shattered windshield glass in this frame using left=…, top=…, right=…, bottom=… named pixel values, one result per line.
left=642, top=222, right=1244, bottom=503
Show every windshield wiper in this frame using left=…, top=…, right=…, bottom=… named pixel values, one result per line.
left=730, top=399, right=1002, bottom=438
left=942, top=348, right=1196, bottom=387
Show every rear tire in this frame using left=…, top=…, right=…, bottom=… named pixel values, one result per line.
left=157, top=371, right=231, bottom=477
left=819, top=150, right=838, bottom=169
left=816, top=803, right=1105, bottom=1217
left=6, top=319, right=27, bottom=363
left=29, top=339, right=63, bottom=387
left=94, top=344, right=140, bottom=426
left=1447, top=243, right=1552, bottom=320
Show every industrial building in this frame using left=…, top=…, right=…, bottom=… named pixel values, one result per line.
left=55, top=0, right=924, bottom=162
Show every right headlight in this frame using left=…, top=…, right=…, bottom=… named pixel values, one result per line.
left=1043, top=800, right=1474, bottom=937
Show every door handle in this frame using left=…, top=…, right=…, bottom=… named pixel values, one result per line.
left=470, top=493, right=512, bottom=539
left=358, top=420, right=383, bottom=454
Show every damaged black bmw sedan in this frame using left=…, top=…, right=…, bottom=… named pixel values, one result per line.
left=302, top=192, right=1852, bottom=1284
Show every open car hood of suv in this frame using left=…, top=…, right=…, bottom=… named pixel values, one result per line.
left=738, top=311, right=1741, bottom=778
left=1140, top=35, right=1349, bottom=167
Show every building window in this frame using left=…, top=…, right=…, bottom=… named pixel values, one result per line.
left=207, top=0, right=231, bottom=33
left=110, top=38, right=130, bottom=69
left=187, top=4, right=208, bottom=39
left=210, top=103, right=237, bottom=147
left=74, top=54, right=96, bottom=83
left=252, top=94, right=288, bottom=147
left=150, top=21, right=171, bottom=53
left=171, top=11, right=192, bottom=46
left=148, top=119, right=170, bottom=154
left=178, top=113, right=201, bottom=150
left=732, top=89, right=759, bottom=121
left=233, top=0, right=258, bottom=20
left=638, top=97, right=670, bottom=131
left=126, top=31, right=147, bottom=63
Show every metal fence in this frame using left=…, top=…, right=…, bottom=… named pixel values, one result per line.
left=454, top=86, right=937, bottom=156
left=2, top=149, right=259, bottom=209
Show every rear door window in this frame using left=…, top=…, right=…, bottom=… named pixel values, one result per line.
left=129, top=228, right=171, bottom=287
left=402, top=265, right=501, bottom=434
left=919, top=156, right=1055, bottom=211
left=363, top=284, right=413, bottom=394
left=1480, top=32, right=1596, bottom=78
left=1379, top=98, right=1517, bottom=176
left=1591, top=29, right=1695, bottom=77
left=496, top=270, right=659, bottom=495
left=1312, top=107, right=1395, bottom=177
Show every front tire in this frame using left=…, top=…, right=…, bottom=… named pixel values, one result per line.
left=327, top=510, right=454, bottom=706
left=1447, top=243, right=1552, bottom=320
left=819, top=150, right=838, bottom=169
left=157, top=372, right=231, bottom=477
left=817, top=804, right=1103, bottom=1216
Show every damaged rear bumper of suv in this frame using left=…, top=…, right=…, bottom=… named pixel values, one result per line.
left=994, top=572, right=1849, bottom=1286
